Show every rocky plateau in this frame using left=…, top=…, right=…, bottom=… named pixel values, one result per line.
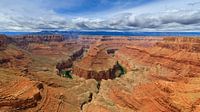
left=0, top=35, right=200, bottom=112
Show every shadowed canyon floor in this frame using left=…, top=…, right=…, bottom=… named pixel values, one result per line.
left=0, top=34, right=200, bottom=112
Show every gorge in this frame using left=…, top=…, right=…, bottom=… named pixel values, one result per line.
left=0, top=34, right=200, bottom=112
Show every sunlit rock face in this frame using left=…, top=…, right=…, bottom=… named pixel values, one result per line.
left=0, top=34, right=98, bottom=112
left=56, top=46, right=84, bottom=74
left=72, top=36, right=163, bottom=81
left=73, top=45, right=118, bottom=81
left=83, top=37, right=200, bottom=112
left=156, top=37, right=200, bottom=52
left=12, top=35, right=65, bottom=43
left=2, top=35, right=200, bottom=112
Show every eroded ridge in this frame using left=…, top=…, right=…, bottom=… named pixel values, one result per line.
left=82, top=37, right=200, bottom=112
left=0, top=35, right=98, bottom=112
left=1, top=35, right=200, bottom=112
left=73, top=45, right=118, bottom=81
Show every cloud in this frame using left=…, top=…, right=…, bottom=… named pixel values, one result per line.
left=188, top=1, right=200, bottom=6
left=71, top=9, right=200, bottom=31
left=0, top=10, right=69, bottom=31
left=0, top=0, right=199, bottom=31
left=0, top=0, right=72, bottom=31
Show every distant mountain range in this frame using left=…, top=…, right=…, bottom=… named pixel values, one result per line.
left=1, top=31, right=200, bottom=36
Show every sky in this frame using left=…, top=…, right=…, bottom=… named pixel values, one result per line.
left=0, top=0, right=200, bottom=32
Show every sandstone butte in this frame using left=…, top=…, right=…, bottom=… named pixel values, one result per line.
left=73, top=44, right=117, bottom=81
left=0, top=34, right=200, bottom=112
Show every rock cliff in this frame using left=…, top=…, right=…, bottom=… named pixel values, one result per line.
left=83, top=37, right=200, bottom=112
left=73, top=45, right=118, bottom=81
left=56, top=46, right=84, bottom=75
left=0, top=35, right=8, bottom=50
left=13, top=35, right=65, bottom=43
left=1, top=35, right=200, bottom=112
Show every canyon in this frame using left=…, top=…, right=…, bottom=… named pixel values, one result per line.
left=0, top=34, right=200, bottom=112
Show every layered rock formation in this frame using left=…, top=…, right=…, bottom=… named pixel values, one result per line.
left=0, top=35, right=98, bottom=112
left=79, top=36, right=102, bottom=49
left=70, top=47, right=84, bottom=61
left=0, top=67, right=98, bottom=112
left=0, top=45, right=31, bottom=74
left=56, top=46, right=84, bottom=74
left=0, top=77, right=42, bottom=111
left=73, top=45, right=118, bottom=81
left=13, top=35, right=65, bottom=43
left=156, top=37, right=200, bottom=52
left=83, top=37, right=200, bottom=112
left=73, top=36, right=163, bottom=81
left=0, top=35, right=7, bottom=50
left=1, top=35, right=200, bottom=112
left=9, top=35, right=65, bottom=49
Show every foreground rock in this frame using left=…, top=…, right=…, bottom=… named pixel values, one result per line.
left=0, top=75, right=42, bottom=111
left=0, top=68, right=98, bottom=112
left=0, top=35, right=99, bottom=112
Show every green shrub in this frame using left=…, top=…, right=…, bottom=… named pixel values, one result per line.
left=116, top=61, right=126, bottom=76
left=61, top=70, right=72, bottom=79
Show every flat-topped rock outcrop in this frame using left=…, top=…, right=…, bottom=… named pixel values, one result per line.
left=11, top=35, right=65, bottom=44
left=73, top=45, right=118, bottom=81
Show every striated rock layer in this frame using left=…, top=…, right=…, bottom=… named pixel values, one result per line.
left=73, top=36, right=162, bottom=81
left=56, top=46, right=84, bottom=73
left=156, top=37, right=200, bottom=52
left=73, top=45, right=118, bottom=81
left=1, top=35, right=200, bottom=112
left=0, top=35, right=8, bottom=50
left=12, top=35, right=65, bottom=43
left=0, top=35, right=98, bottom=112
left=0, top=76, right=42, bottom=111
left=0, top=68, right=98, bottom=112
left=83, top=37, right=200, bottom=112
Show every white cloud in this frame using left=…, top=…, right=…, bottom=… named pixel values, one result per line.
left=0, top=0, right=199, bottom=31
